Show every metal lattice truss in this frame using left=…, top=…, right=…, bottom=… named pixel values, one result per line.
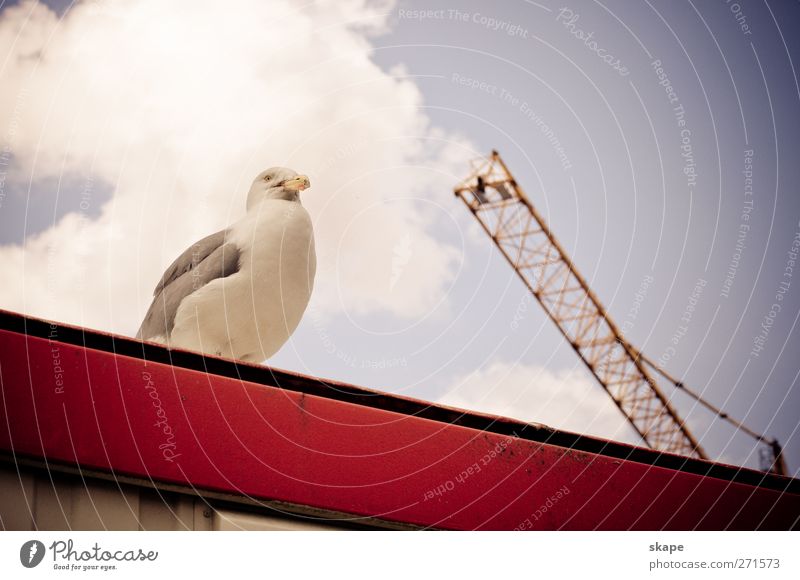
left=455, top=151, right=706, bottom=459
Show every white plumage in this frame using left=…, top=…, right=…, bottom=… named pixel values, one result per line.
left=137, top=167, right=315, bottom=362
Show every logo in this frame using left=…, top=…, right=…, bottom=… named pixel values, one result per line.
left=20, top=540, right=46, bottom=568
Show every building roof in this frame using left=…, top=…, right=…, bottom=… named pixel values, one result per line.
left=0, top=309, right=798, bottom=530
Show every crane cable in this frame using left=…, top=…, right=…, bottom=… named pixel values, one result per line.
left=634, top=350, right=776, bottom=446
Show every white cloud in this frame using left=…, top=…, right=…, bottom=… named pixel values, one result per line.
left=0, top=0, right=472, bottom=335
left=439, top=360, right=640, bottom=444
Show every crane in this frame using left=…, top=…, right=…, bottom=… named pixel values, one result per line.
left=454, top=150, right=786, bottom=475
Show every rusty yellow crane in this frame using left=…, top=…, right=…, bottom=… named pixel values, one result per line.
left=454, top=150, right=786, bottom=475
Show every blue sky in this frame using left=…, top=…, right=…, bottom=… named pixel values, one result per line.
left=292, top=0, right=800, bottom=472
left=1, top=0, right=798, bottom=474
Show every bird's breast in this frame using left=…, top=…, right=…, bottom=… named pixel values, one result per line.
left=230, top=200, right=316, bottom=307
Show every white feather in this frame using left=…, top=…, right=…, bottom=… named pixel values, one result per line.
left=168, top=198, right=316, bottom=362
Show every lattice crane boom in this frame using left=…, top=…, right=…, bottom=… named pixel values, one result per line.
left=456, top=151, right=788, bottom=474
left=454, top=151, right=707, bottom=458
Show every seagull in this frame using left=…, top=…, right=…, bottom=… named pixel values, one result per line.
left=137, top=167, right=315, bottom=362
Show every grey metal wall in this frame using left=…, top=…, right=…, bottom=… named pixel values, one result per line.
left=0, top=462, right=343, bottom=531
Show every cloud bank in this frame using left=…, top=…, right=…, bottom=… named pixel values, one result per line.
left=0, top=0, right=470, bottom=335
left=440, top=360, right=639, bottom=444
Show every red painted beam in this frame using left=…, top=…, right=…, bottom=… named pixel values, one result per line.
left=0, top=311, right=798, bottom=530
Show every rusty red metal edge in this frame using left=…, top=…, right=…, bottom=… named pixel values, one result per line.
left=1, top=309, right=799, bottom=530
left=1, top=309, right=795, bottom=493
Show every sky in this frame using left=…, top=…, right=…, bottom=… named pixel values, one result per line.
left=0, top=0, right=798, bottom=475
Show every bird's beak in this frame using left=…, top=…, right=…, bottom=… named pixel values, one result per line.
left=282, top=175, right=310, bottom=192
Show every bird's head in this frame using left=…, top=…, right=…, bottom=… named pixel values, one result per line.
left=246, top=167, right=310, bottom=210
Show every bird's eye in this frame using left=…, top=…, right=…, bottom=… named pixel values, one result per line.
left=264, top=175, right=273, bottom=182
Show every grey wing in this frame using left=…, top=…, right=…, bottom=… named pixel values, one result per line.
left=137, top=232, right=241, bottom=340
left=153, top=229, right=228, bottom=296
